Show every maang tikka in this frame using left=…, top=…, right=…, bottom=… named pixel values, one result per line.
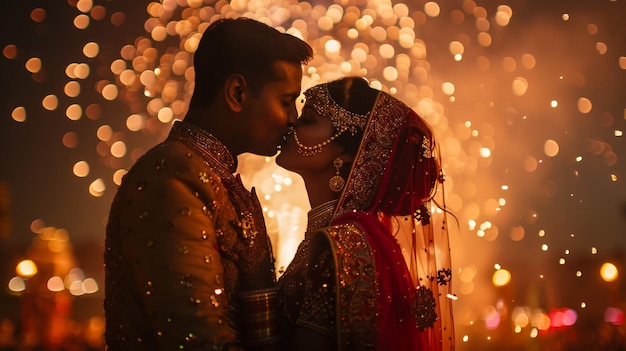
left=293, top=84, right=369, bottom=157
left=329, top=157, right=345, bottom=192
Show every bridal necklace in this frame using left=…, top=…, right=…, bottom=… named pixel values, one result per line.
left=293, top=127, right=346, bottom=156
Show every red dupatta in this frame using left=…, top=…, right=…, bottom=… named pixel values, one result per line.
left=331, top=91, right=455, bottom=350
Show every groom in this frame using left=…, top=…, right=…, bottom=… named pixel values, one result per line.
left=104, top=17, right=312, bottom=351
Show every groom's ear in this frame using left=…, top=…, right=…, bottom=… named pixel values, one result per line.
left=224, top=74, right=247, bottom=112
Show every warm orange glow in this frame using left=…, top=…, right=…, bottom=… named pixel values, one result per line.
left=16, top=260, right=38, bottom=278
left=600, top=262, right=619, bottom=282
left=492, top=269, right=511, bottom=287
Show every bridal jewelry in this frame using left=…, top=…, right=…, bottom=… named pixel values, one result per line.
left=293, top=127, right=346, bottom=156
left=329, top=157, right=345, bottom=192
left=293, top=83, right=370, bottom=157
left=304, top=84, right=368, bottom=135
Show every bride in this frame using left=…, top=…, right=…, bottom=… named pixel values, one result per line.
left=275, top=76, right=455, bottom=350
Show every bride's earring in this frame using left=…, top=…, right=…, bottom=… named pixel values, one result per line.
left=329, top=157, right=345, bottom=192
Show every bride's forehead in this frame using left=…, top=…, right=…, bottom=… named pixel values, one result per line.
left=299, top=104, right=326, bottom=119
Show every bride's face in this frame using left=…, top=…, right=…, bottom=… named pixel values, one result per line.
left=276, top=103, right=342, bottom=174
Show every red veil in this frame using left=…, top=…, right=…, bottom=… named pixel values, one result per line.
left=331, top=91, right=455, bottom=350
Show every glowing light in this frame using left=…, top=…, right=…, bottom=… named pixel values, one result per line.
left=8, top=277, right=25, bottom=292
left=484, top=305, right=500, bottom=329
left=492, top=269, right=511, bottom=287
left=324, top=39, right=341, bottom=55
left=16, top=260, right=38, bottom=278
left=521, top=53, right=536, bottom=69
left=97, top=125, right=113, bottom=141
left=382, top=66, right=398, bottom=81
left=66, top=268, right=85, bottom=287
left=424, top=2, right=440, bottom=17
left=89, top=178, right=106, bottom=197
left=47, top=276, right=65, bottom=292
left=604, top=307, right=624, bottom=325
left=477, top=32, right=492, bottom=47
left=523, top=156, right=538, bottom=172
left=544, top=139, right=559, bottom=157
left=157, top=107, right=174, bottom=123
left=3, top=44, right=18, bottom=59
left=25, top=57, right=42, bottom=73
left=151, top=25, right=168, bottom=41
left=82, top=278, right=99, bottom=294
left=70, top=280, right=85, bottom=296
left=82, top=42, right=100, bottom=58
left=562, top=309, right=577, bottom=326
left=442, top=82, right=455, bottom=95
left=63, top=132, right=79, bottom=148
left=512, top=306, right=530, bottom=328
left=64, top=81, right=81, bottom=97
left=126, top=114, right=145, bottom=131
left=11, top=106, right=26, bottom=122
left=30, top=7, right=46, bottom=22
left=73, top=161, right=90, bottom=178
left=113, top=169, right=126, bottom=186
left=510, top=226, right=524, bottom=241
left=495, top=5, right=513, bottom=26
left=578, top=97, right=592, bottom=113
left=530, top=327, right=539, bottom=338
left=449, top=41, right=464, bottom=56
left=66, top=104, right=82, bottom=121
left=76, top=0, right=94, bottom=13
left=532, top=310, right=551, bottom=330
left=600, top=262, right=618, bottom=282
left=74, top=14, right=90, bottom=29
left=512, top=77, right=528, bottom=96
left=379, top=44, right=395, bottom=59
left=102, top=84, right=119, bottom=100
left=42, top=95, right=59, bottom=111
left=74, top=63, right=90, bottom=79
left=110, top=141, right=127, bottom=158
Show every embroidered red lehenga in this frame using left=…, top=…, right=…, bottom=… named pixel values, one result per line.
left=278, top=85, right=455, bottom=350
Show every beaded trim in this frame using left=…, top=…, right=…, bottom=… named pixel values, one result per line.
left=332, top=91, right=411, bottom=220
left=306, top=199, right=338, bottom=235
left=304, top=84, right=369, bottom=136
left=279, top=199, right=337, bottom=280
left=168, top=120, right=236, bottom=173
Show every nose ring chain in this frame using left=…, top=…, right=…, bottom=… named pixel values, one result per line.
left=292, top=127, right=346, bottom=156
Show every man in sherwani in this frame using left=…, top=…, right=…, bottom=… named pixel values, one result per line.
left=104, top=18, right=312, bottom=351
